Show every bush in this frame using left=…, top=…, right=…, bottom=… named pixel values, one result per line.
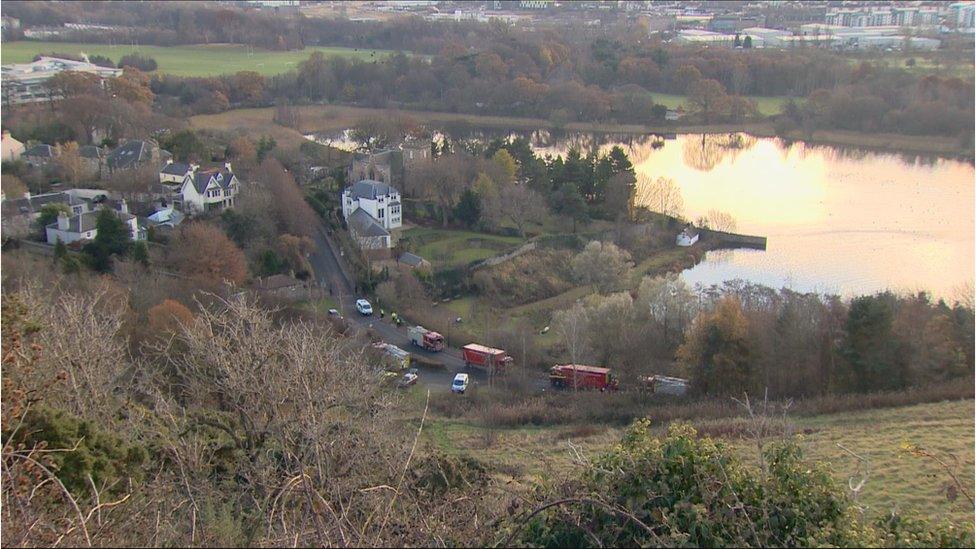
left=118, top=53, right=157, bottom=72
left=509, top=421, right=972, bottom=547
left=8, top=406, right=148, bottom=498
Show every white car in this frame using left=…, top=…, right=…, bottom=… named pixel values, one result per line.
left=451, top=373, right=469, bottom=394
left=355, top=299, right=373, bottom=316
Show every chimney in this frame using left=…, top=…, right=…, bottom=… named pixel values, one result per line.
left=190, top=163, right=199, bottom=173
left=57, top=212, right=70, bottom=231
left=119, top=198, right=128, bottom=214
left=165, top=158, right=173, bottom=165
left=223, top=161, right=232, bottom=173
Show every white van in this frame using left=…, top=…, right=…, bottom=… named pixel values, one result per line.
left=451, top=373, right=469, bottom=394
left=355, top=299, right=373, bottom=315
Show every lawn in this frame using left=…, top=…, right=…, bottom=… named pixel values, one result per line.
left=417, top=398, right=975, bottom=525
left=1, top=41, right=400, bottom=77
left=650, top=92, right=793, bottom=116
left=402, top=227, right=524, bottom=268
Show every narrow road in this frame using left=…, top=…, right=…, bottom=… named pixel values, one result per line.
left=308, top=224, right=490, bottom=389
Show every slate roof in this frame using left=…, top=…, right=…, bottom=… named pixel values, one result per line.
left=107, top=140, right=152, bottom=170
left=347, top=208, right=389, bottom=238
left=24, top=144, right=55, bottom=158
left=259, top=274, right=304, bottom=290
left=346, top=179, right=395, bottom=201
left=47, top=208, right=135, bottom=235
left=190, top=169, right=236, bottom=194
left=399, top=252, right=427, bottom=267
left=79, top=145, right=102, bottom=159
left=160, top=161, right=191, bottom=175
left=2, top=191, right=77, bottom=217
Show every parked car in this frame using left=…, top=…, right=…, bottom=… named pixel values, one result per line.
left=451, top=373, right=469, bottom=394
left=398, top=368, right=419, bottom=388
left=328, top=308, right=342, bottom=318
left=355, top=299, right=373, bottom=315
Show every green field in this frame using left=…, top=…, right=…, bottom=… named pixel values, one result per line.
left=1, top=41, right=400, bottom=77
left=417, top=398, right=975, bottom=525
left=402, top=227, right=524, bottom=268
left=651, top=92, right=794, bottom=116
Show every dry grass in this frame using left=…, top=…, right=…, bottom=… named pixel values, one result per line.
left=417, top=388, right=974, bottom=525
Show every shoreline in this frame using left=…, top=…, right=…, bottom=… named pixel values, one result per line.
left=191, top=104, right=971, bottom=159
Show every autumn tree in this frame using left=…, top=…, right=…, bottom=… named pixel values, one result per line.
left=53, top=141, right=86, bottom=184
left=167, top=222, right=248, bottom=285
left=677, top=296, right=756, bottom=395
left=688, top=78, right=731, bottom=123
left=571, top=240, right=632, bottom=294
left=147, top=298, right=194, bottom=334
left=2, top=174, right=28, bottom=199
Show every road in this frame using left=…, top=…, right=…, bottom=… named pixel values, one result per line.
left=308, top=225, right=490, bottom=389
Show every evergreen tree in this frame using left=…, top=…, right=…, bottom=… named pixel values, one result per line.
left=132, top=240, right=150, bottom=267
left=53, top=238, right=67, bottom=262
left=83, top=209, right=131, bottom=272
left=454, top=188, right=482, bottom=228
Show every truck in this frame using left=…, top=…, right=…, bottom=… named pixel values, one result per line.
left=549, top=364, right=619, bottom=391
left=461, top=343, right=513, bottom=372
left=407, top=325, right=446, bottom=352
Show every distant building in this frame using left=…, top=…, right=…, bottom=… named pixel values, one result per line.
left=23, top=144, right=57, bottom=167
left=676, top=225, right=699, bottom=247
left=708, top=14, right=765, bottom=33
left=399, top=252, right=431, bottom=270
left=46, top=200, right=142, bottom=245
left=103, top=139, right=169, bottom=178
left=348, top=149, right=398, bottom=185
left=342, top=179, right=402, bottom=250
left=1, top=130, right=25, bottom=162
left=676, top=29, right=737, bottom=46
left=78, top=145, right=104, bottom=179
left=1, top=56, right=122, bottom=106
left=347, top=208, right=391, bottom=250
left=179, top=164, right=239, bottom=214
left=949, top=2, right=976, bottom=31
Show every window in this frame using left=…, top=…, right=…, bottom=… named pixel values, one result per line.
left=378, top=208, right=385, bottom=219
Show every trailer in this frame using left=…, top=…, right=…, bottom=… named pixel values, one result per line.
left=461, top=343, right=513, bottom=372
left=549, top=364, right=618, bottom=391
left=371, top=342, right=411, bottom=370
left=643, top=375, right=689, bottom=396
left=407, top=325, right=446, bottom=352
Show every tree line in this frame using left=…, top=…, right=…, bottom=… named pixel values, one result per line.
left=553, top=273, right=974, bottom=400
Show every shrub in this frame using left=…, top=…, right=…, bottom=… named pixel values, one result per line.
left=117, top=53, right=157, bottom=72
left=508, top=421, right=972, bottom=547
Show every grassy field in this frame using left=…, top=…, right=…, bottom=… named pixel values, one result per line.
left=650, top=92, right=793, bottom=116
left=1, top=41, right=399, bottom=77
left=402, top=227, right=524, bottom=268
left=415, top=397, right=975, bottom=525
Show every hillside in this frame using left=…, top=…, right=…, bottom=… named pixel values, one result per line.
left=417, top=396, right=975, bottom=526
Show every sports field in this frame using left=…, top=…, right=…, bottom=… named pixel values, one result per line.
left=1, top=41, right=400, bottom=77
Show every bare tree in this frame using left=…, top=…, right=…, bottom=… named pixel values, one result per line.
left=553, top=302, right=591, bottom=383
left=571, top=240, right=633, bottom=294
left=636, top=175, right=684, bottom=219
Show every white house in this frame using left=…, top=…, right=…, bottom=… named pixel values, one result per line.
left=46, top=200, right=142, bottom=245
left=676, top=225, right=700, bottom=247
left=342, top=180, right=402, bottom=231
left=1, top=130, right=24, bottom=161
left=179, top=164, right=238, bottom=213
